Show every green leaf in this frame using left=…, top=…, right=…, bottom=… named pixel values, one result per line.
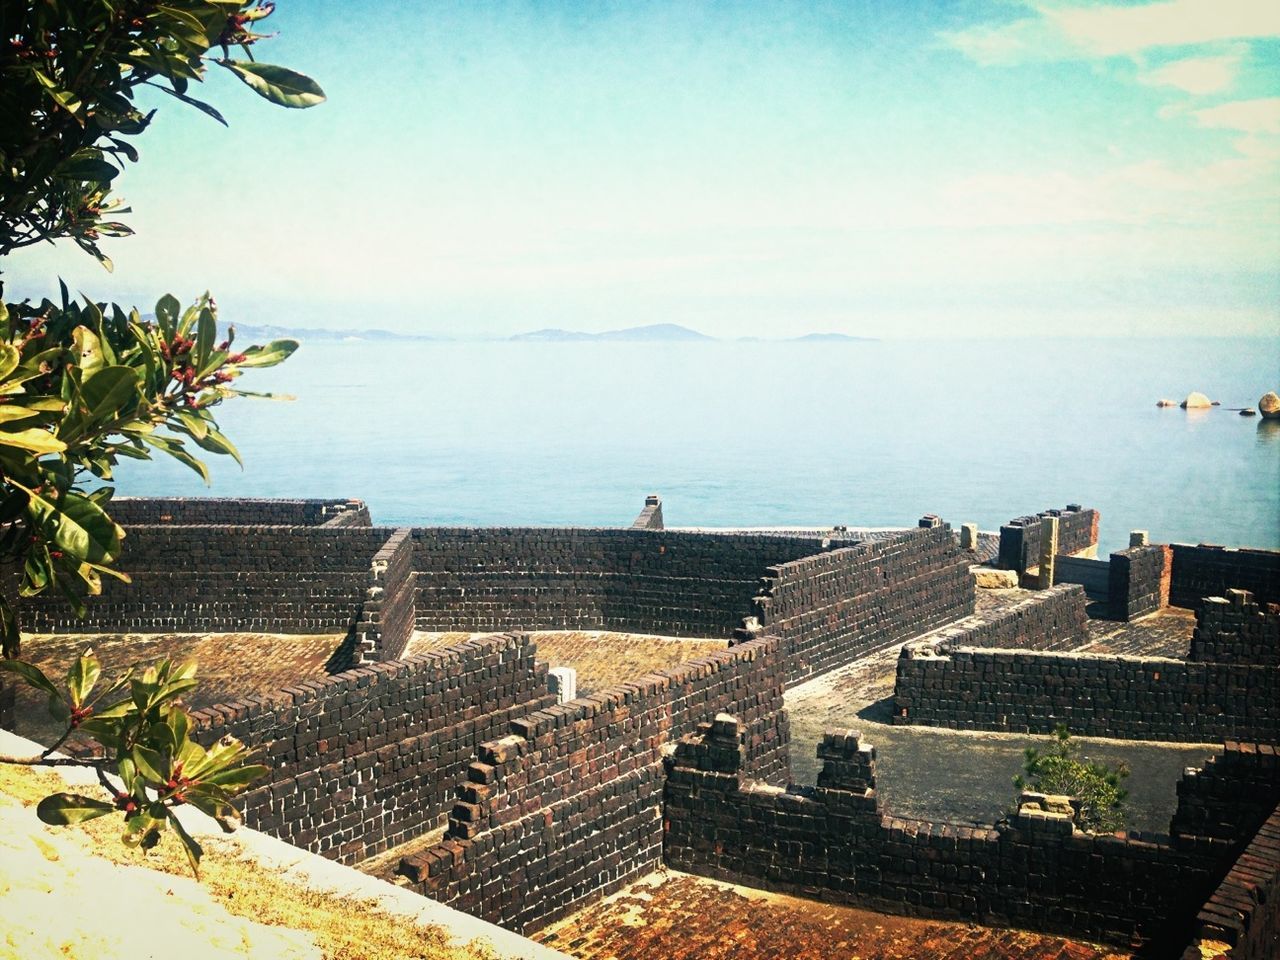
left=131, top=745, right=168, bottom=785
left=72, top=326, right=106, bottom=377
left=57, top=157, right=119, bottom=183
left=190, top=425, right=242, bottom=467
left=219, top=61, right=326, bottom=108
left=202, top=763, right=268, bottom=794
left=175, top=409, right=208, bottom=440
left=0, top=428, right=66, bottom=455
left=0, top=343, right=18, bottom=381
left=67, top=649, right=100, bottom=709
left=36, top=793, right=115, bottom=825
left=33, top=70, right=84, bottom=123
left=155, top=295, right=181, bottom=340
left=20, top=484, right=124, bottom=565
left=0, top=659, right=60, bottom=697
left=236, top=339, right=299, bottom=368
left=168, top=810, right=204, bottom=878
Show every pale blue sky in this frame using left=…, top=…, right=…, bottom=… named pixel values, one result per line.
left=6, top=0, right=1280, bottom=337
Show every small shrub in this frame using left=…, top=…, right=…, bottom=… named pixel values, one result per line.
left=1013, top=725, right=1129, bottom=833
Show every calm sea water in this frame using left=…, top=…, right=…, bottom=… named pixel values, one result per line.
left=111, top=337, right=1280, bottom=555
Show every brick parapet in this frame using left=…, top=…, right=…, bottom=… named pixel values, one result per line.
left=1172, top=742, right=1280, bottom=844
left=1171, top=544, right=1280, bottom=609
left=398, top=636, right=789, bottom=933
left=663, top=717, right=1224, bottom=952
left=352, top=527, right=418, bottom=663
left=191, top=632, right=555, bottom=863
left=915, top=584, right=1088, bottom=654
left=1190, top=590, right=1280, bottom=667
left=1109, top=544, right=1172, bottom=621
left=105, top=496, right=367, bottom=526
left=998, top=505, right=1099, bottom=573
left=744, top=525, right=976, bottom=683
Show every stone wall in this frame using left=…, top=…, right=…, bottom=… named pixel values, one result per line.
left=631, top=495, right=664, bottom=530
left=105, top=496, right=369, bottom=527
left=1109, top=544, right=1171, bottom=620
left=998, top=505, right=1099, bottom=573
left=192, top=633, right=556, bottom=864
left=1179, top=803, right=1280, bottom=960
left=19, top=525, right=391, bottom=634
left=1171, top=544, right=1280, bottom=608
left=352, top=528, right=418, bottom=663
left=1190, top=590, right=1279, bottom=667
left=892, top=646, right=1280, bottom=743
left=398, top=636, right=788, bottom=934
left=739, top=525, right=975, bottom=684
left=915, top=584, right=1088, bottom=654
left=663, top=720, right=1221, bottom=952
left=1171, top=742, right=1280, bottom=844
left=410, top=527, right=827, bottom=638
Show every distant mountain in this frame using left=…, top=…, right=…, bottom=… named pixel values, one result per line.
left=788, top=332, right=878, bottom=342
left=510, top=323, right=713, bottom=342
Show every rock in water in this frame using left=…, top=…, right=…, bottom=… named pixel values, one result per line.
left=1240, top=408, right=1257, bottom=417
left=1156, top=399, right=1177, bottom=407
left=1181, top=391, right=1212, bottom=409
left=1260, top=391, right=1280, bottom=420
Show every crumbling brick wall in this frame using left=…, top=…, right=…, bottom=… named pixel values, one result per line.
left=398, top=636, right=788, bottom=934
left=1171, top=741, right=1280, bottom=844
left=192, top=633, right=556, bottom=864
left=1171, top=544, right=1280, bottom=608
left=740, top=524, right=975, bottom=684
left=1190, top=590, right=1279, bottom=666
left=663, top=719, right=1222, bottom=952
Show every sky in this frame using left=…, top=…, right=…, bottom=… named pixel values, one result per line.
left=5, top=0, right=1280, bottom=338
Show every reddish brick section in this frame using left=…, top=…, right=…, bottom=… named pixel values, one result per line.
left=191, top=632, right=557, bottom=864
left=397, top=636, right=789, bottom=935
left=1180, top=803, right=1280, bottom=959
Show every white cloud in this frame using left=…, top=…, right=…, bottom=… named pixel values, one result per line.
left=1194, top=97, right=1280, bottom=134
left=1138, top=52, right=1243, bottom=95
left=944, top=0, right=1280, bottom=65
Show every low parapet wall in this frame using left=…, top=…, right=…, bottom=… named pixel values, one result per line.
left=917, top=584, right=1088, bottom=653
left=998, top=505, right=1099, bottom=573
left=192, top=633, right=556, bottom=864
left=1191, top=590, right=1280, bottom=666
left=740, top=524, right=975, bottom=684
left=398, top=636, right=788, bottom=934
left=410, top=527, right=828, bottom=638
left=20, top=524, right=391, bottom=634
left=1171, top=544, right=1280, bottom=609
left=663, top=719, right=1224, bottom=952
left=1171, top=741, right=1280, bottom=844
left=106, top=496, right=370, bottom=527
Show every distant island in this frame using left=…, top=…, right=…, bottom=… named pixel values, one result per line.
left=509, top=323, right=878, bottom=343
left=208, top=321, right=878, bottom=344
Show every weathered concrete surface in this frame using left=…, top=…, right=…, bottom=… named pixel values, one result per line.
left=784, top=644, right=1217, bottom=829
left=533, top=871, right=1130, bottom=960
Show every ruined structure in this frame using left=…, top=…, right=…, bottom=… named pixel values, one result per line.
left=5, top=495, right=1278, bottom=958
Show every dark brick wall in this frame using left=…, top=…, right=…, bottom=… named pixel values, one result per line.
left=893, top=646, right=1280, bottom=742
left=352, top=528, right=418, bottom=663
left=410, top=527, right=827, bottom=638
left=1109, top=544, right=1171, bottom=620
left=19, top=525, right=390, bottom=634
left=1171, top=544, right=1280, bottom=609
left=192, top=633, right=556, bottom=864
left=1171, top=742, right=1280, bottom=844
left=663, top=720, right=1222, bottom=952
left=398, top=636, right=789, bottom=934
left=915, top=584, right=1088, bottom=654
left=106, top=496, right=369, bottom=527
left=998, top=505, right=1099, bottom=573
left=1190, top=591, right=1280, bottom=666
left=740, top=525, right=975, bottom=684
left=1180, top=803, right=1280, bottom=960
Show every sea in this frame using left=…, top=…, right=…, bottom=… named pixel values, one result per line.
left=110, top=336, right=1280, bottom=555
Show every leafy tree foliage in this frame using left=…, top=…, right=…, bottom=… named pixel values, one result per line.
left=1014, top=725, right=1130, bottom=833
left=0, top=2, right=322, bottom=873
